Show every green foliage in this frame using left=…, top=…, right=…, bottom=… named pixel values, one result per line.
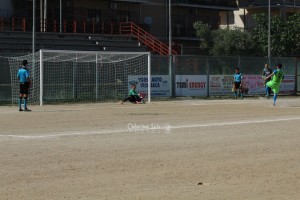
left=194, top=13, right=300, bottom=56
left=211, top=28, right=254, bottom=56
left=251, top=13, right=268, bottom=56
left=193, top=21, right=213, bottom=53
left=193, top=21, right=254, bottom=56
left=282, top=13, right=300, bottom=56
left=251, top=13, right=300, bottom=56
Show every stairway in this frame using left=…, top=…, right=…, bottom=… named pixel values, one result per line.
left=120, top=22, right=177, bottom=56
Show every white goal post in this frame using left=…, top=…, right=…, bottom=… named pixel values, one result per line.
left=9, top=49, right=151, bottom=106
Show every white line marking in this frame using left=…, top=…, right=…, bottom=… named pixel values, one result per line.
left=171, top=117, right=300, bottom=129
left=0, top=129, right=128, bottom=139
left=1, top=117, right=300, bottom=140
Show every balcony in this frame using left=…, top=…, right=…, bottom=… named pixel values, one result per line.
left=172, top=0, right=238, bottom=10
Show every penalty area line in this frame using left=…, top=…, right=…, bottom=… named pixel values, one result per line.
left=1, top=117, right=300, bottom=140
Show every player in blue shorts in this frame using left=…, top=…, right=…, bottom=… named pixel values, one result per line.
left=233, top=67, right=243, bottom=99
left=17, top=60, right=31, bottom=111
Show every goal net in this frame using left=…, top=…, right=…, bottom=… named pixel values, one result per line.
left=9, top=50, right=151, bottom=105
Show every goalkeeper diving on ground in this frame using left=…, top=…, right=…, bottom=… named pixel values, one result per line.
left=121, top=81, right=145, bottom=104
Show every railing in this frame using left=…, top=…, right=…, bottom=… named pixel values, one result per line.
left=0, top=17, right=121, bottom=35
left=0, top=17, right=27, bottom=32
left=0, top=17, right=178, bottom=55
left=120, top=22, right=177, bottom=56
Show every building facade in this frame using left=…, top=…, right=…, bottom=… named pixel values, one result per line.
left=3, top=0, right=237, bottom=39
left=221, top=0, right=300, bottom=30
left=2, top=0, right=299, bottom=53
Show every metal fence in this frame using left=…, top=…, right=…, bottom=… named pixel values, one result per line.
left=0, top=56, right=12, bottom=103
left=173, top=56, right=297, bottom=97
left=0, top=55, right=297, bottom=103
left=174, top=56, right=296, bottom=75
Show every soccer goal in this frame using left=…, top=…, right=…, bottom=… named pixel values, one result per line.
left=9, top=50, right=151, bottom=106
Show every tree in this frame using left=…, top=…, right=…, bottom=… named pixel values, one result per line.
left=211, top=28, right=254, bottom=56
left=193, top=21, right=213, bottom=55
left=193, top=21, right=254, bottom=56
left=251, top=13, right=268, bottom=56
left=252, top=13, right=300, bottom=57
left=194, top=13, right=300, bottom=56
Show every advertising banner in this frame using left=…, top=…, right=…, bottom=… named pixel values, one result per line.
left=209, top=75, right=295, bottom=96
left=280, top=75, right=295, bottom=94
left=128, top=75, right=171, bottom=97
left=242, top=75, right=295, bottom=94
left=209, top=75, right=233, bottom=95
left=175, top=75, right=208, bottom=96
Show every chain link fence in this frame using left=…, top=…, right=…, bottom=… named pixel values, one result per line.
left=0, top=55, right=297, bottom=104
left=173, top=56, right=296, bottom=97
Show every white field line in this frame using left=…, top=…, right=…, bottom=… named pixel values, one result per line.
left=1, top=117, right=300, bottom=140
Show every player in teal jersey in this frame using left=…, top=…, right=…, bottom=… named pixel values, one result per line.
left=121, top=82, right=145, bottom=104
left=17, top=60, right=31, bottom=111
left=266, top=63, right=284, bottom=106
left=233, top=67, right=243, bottom=99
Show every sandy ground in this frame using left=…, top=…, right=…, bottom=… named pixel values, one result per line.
left=0, top=97, right=300, bottom=200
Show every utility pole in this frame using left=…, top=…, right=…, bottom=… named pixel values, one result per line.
left=268, top=0, right=271, bottom=65
left=33, top=0, right=36, bottom=54
left=60, top=0, right=62, bottom=33
left=168, top=0, right=174, bottom=97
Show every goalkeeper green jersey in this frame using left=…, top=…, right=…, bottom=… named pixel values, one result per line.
left=129, top=89, right=139, bottom=97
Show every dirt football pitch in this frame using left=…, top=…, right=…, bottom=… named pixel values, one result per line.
left=1, top=97, right=300, bottom=200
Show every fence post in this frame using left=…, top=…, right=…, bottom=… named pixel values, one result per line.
left=40, top=50, right=44, bottom=106
left=102, top=22, right=104, bottom=34
left=206, top=57, right=210, bottom=97
left=294, top=58, right=298, bottom=94
left=170, top=54, right=175, bottom=97
left=95, top=53, right=98, bottom=101
left=22, top=17, right=26, bottom=32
